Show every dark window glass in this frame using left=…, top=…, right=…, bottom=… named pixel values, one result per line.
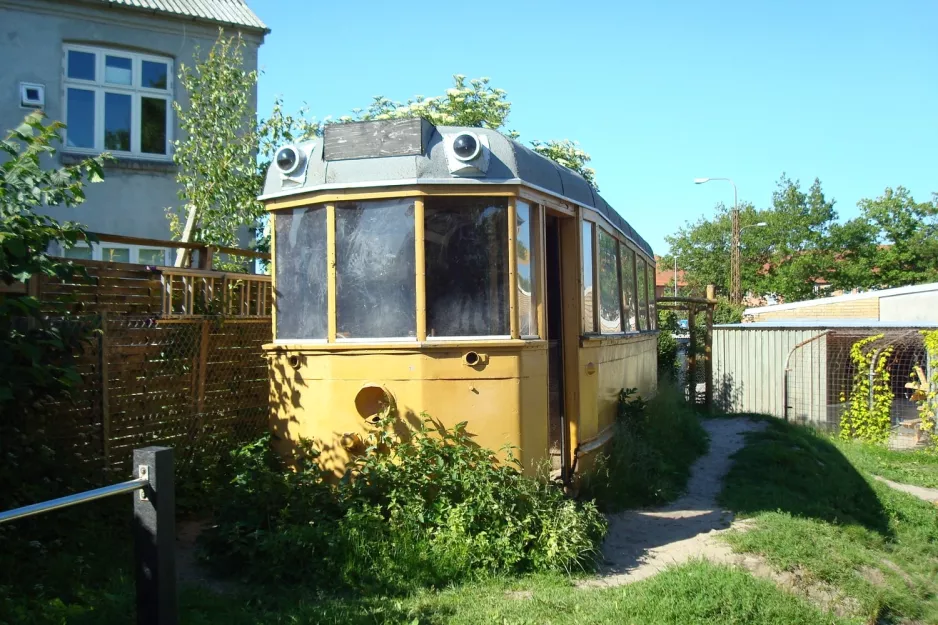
left=142, top=61, right=169, bottom=89
left=648, top=261, right=657, bottom=330
left=582, top=222, right=595, bottom=333
left=425, top=197, right=509, bottom=337
left=516, top=201, right=537, bottom=337
left=336, top=199, right=416, bottom=338
left=275, top=207, right=328, bottom=340
left=598, top=229, right=622, bottom=334
left=67, top=50, right=95, bottom=81
left=620, top=244, right=637, bottom=332
left=66, top=88, right=95, bottom=148
left=104, top=92, right=131, bottom=151
left=636, top=258, right=649, bottom=331
left=141, top=97, right=167, bottom=154
left=105, top=55, right=132, bottom=85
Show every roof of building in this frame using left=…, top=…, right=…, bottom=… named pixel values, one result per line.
left=260, top=121, right=654, bottom=258
left=87, top=0, right=268, bottom=32
left=744, top=282, right=938, bottom=315
left=716, top=320, right=938, bottom=330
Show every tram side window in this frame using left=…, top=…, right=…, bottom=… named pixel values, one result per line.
left=336, top=199, right=416, bottom=339
left=598, top=229, right=622, bottom=334
left=275, top=206, right=327, bottom=340
left=620, top=243, right=637, bottom=332
left=516, top=200, right=537, bottom=338
left=636, top=257, right=649, bottom=331
left=648, top=261, right=657, bottom=330
left=582, top=222, right=595, bottom=333
left=425, top=197, right=509, bottom=337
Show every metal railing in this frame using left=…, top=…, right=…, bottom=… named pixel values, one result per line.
left=0, top=446, right=177, bottom=625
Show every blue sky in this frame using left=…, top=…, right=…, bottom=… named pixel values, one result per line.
left=250, top=0, right=936, bottom=256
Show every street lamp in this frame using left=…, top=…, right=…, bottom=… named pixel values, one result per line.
left=695, top=177, right=740, bottom=304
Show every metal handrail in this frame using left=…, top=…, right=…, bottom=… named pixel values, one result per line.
left=0, top=476, right=148, bottom=525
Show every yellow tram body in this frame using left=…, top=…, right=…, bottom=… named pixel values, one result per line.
left=261, top=119, right=657, bottom=479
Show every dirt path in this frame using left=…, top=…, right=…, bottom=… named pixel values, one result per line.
left=873, top=475, right=938, bottom=503
left=581, top=417, right=765, bottom=588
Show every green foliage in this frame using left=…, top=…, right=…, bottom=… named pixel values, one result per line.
left=665, top=177, right=938, bottom=303
left=714, top=297, right=745, bottom=324
left=835, top=436, right=938, bottom=488
left=721, top=418, right=938, bottom=622
left=657, top=309, right=679, bottom=376
left=839, top=335, right=895, bottom=444
left=200, top=419, right=606, bottom=593
left=580, top=387, right=709, bottom=512
left=917, top=330, right=938, bottom=445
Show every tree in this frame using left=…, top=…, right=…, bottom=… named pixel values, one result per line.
left=530, top=139, right=598, bottom=189
left=1, top=111, right=108, bottom=412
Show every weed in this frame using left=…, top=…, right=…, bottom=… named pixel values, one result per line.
left=579, top=385, right=709, bottom=512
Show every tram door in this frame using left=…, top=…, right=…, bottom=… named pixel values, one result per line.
left=545, top=214, right=566, bottom=478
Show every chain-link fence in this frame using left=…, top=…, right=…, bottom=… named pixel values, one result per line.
left=786, top=329, right=933, bottom=449
left=38, top=314, right=271, bottom=475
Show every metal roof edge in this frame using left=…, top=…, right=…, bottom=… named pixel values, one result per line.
left=743, top=281, right=938, bottom=315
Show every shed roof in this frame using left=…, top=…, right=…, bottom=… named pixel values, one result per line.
left=260, top=123, right=654, bottom=258
left=744, top=282, right=938, bottom=316
left=716, top=320, right=938, bottom=330
left=85, top=0, right=268, bottom=32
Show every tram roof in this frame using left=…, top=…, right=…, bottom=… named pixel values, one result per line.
left=260, top=119, right=654, bottom=258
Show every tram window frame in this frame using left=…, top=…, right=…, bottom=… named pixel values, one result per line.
left=516, top=199, right=539, bottom=339
left=647, top=260, right=657, bottom=330
left=424, top=196, right=511, bottom=340
left=597, top=227, right=623, bottom=334
left=619, top=242, right=638, bottom=333
left=636, top=256, right=650, bottom=331
left=335, top=198, right=417, bottom=341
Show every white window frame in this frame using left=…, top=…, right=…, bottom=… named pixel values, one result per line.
left=62, top=44, right=174, bottom=160
left=61, top=242, right=171, bottom=266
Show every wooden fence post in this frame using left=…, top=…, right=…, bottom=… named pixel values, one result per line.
left=133, top=446, right=177, bottom=625
left=705, top=285, right=715, bottom=412
left=100, top=311, right=111, bottom=470
left=688, top=305, right=697, bottom=405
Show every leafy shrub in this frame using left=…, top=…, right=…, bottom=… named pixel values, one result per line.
left=580, top=386, right=709, bottom=512
left=839, top=335, right=894, bottom=444
left=657, top=310, right=679, bottom=377
left=200, top=418, right=606, bottom=593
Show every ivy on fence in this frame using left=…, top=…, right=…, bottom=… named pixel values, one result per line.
left=840, top=334, right=894, bottom=444
left=918, top=330, right=938, bottom=446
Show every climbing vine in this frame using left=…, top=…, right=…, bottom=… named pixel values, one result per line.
left=839, top=335, right=895, bottom=444
left=918, top=330, right=938, bottom=445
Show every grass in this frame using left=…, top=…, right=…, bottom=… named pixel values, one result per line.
left=719, top=418, right=938, bottom=623
left=35, top=561, right=846, bottom=625
left=834, top=438, right=938, bottom=489
left=579, top=385, right=710, bottom=511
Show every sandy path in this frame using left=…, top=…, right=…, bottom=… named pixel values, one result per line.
left=581, top=417, right=765, bottom=588
left=873, top=475, right=938, bottom=503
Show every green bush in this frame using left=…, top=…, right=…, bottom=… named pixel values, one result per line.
left=580, top=387, right=709, bottom=512
left=657, top=310, right=679, bottom=377
left=200, top=418, right=606, bottom=593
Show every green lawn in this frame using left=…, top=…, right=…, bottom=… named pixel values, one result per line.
left=719, top=419, right=938, bottom=624
left=51, top=561, right=844, bottom=625
left=834, top=437, right=938, bottom=489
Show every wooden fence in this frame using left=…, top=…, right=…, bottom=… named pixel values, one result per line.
left=24, top=255, right=273, bottom=472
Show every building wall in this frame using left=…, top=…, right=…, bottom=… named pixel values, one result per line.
left=880, top=291, right=938, bottom=324
left=750, top=298, right=879, bottom=322
left=0, top=0, right=262, bottom=240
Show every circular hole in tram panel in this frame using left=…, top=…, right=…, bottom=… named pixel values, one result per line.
left=355, top=385, right=395, bottom=425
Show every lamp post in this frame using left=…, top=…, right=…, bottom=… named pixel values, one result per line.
left=695, top=177, right=740, bottom=304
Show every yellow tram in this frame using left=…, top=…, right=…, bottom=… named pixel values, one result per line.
left=260, top=119, right=657, bottom=480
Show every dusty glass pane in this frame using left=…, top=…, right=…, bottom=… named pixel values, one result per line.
left=598, top=229, right=622, bottom=334
left=582, top=222, right=595, bottom=333
left=105, top=55, right=132, bottom=85
left=102, top=247, right=130, bottom=263
left=66, top=88, right=95, bottom=148
left=275, top=207, right=327, bottom=340
left=104, top=92, right=131, bottom=151
left=67, top=50, right=95, bottom=81
left=138, top=248, right=165, bottom=265
left=620, top=244, right=637, bottom=332
left=141, top=97, right=167, bottom=154
left=142, top=61, right=169, bottom=89
left=425, top=197, right=509, bottom=337
left=648, top=261, right=657, bottom=329
left=336, top=199, right=416, bottom=338
left=636, top=258, right=649, bottom=331
left=516, top=201, right=536, bottom=337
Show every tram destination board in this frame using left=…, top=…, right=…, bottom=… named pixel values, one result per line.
left=324, top=118, right=435, bottom=161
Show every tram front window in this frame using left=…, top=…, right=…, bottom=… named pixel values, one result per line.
left=425, top=197, right=509, bottom=337
left=275, top=206, right=328, bottom=340
left=336, top=199, right=416, bottom=339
